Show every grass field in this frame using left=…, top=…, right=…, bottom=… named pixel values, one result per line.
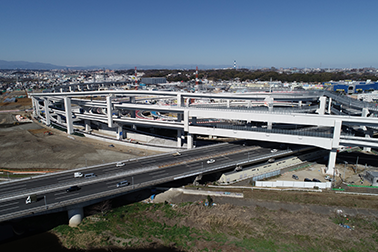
left=52, top=196, right=378, bottom=252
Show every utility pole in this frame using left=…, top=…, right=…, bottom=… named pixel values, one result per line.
left=344, top=161, right=348, bottom=182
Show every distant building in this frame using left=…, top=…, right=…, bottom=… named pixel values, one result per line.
left=141, top=77, right=167, bottom=85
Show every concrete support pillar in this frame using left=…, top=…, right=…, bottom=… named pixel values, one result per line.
left=177, top=113, right=182, bottom=122
left=185, top=98, right=191, bottom=107
left=57, top=115, right=62, bottom=123
left=68, top=207, right=84, bottom=227
left=317, top=96, right=326, bottom=115
left=87, top=84, right=90, bottom=90
left=191, top=116, right=197, bottom=124
left=298, top=100, right=302, bottom=107
left=64, top=96, right=73, bottom=134
left=187, top=133, right=193, bottom=149
left=35, top=98, right=40, bottom=116
left=177, top=129, right=183, bottom=147
left=132, top=124, right=137, bottom=131
left=117, top=124, right=123, bottom=140
left=265, top=97, right=274, bottom=129
left=106, top=96, right=113, bottom=128
left=362, top=108, right=371, bottom=152
left=60, top=88, right=63, bottom=93
left=85, top=120, right=91, bottom=132
left=327, top=148, right=338, bottom=175
left=184, top=110, right=189, bottom=132
left=327, top=97, right=332, bottom=114
left=130, top=96, right=136, bottom=103
left=32, top=97, right=37, bottom=117
left=247, top=100, right=251, bottom=108
left=177, top=94, right=184, bottom=107
left=77, top=85, right=81, bottom=91
left=327, top=120, right=342, bottom=174
left=44, top=99, right=50, bottom=125
left=69, top=86, right=72, bottom=92
left=227, top=99, right=230, bottom=108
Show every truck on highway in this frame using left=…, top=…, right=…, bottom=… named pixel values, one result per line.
left=25, top=194, right=37, bottom=204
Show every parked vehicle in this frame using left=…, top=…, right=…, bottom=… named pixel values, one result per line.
left=312, top=178, right=321, bottom=182
left=66, top=186, right=81, bottom=192
left=116, top=162, right=125, bottom=167
left=268, top=158, right=275, bottom=163
left=117, top=180, right=129, bottom=187
left=292, top=174, right=299, bottom=180
left=304, top=178, right=312, bottom=182
left=271, top=149, right=278, bottom=153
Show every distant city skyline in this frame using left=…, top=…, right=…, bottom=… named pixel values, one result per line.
left=1, top=0, right=378, bottom=69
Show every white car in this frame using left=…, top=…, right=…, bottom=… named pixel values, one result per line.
left=207, top=159, right=215, bottom=164
left=271, top=149, right=278, bottom=153
left=116, top=162, right=125, bottom=167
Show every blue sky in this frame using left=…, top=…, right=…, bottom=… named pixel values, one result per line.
left=1, top=0, right=378, bottom=68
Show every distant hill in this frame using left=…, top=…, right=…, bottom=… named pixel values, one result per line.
left=0, top=60, right=240, bottom=70
left=0, top=60, right=65, bottom=70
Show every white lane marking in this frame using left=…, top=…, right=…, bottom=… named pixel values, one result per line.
left=55, top=193, right=80, bottom=201
left=0, top=206, right=19, bottom=213
left=149, top=170, right=167, bottom=176
left=0, top=201, right=19, bottom=209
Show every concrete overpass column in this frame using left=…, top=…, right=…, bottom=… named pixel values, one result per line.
left=77, top=85, right=81, bottom=91
left=85, top=120, right=91, bottom=132
left=106, top=96, right=113, bottom=128
left=60, top=88, right=63, bottom=93
left=132, top=124, right=137, bottom=131
left=298, top=100, right=302, bottom=107
left=362, top=108, right=371, bottom=152
left=87, top=84, right=90, bottom=90
left=64, top=96, right=73, bottom=134
left=227, top=99, right=230, bottom=108
left=327, top=97, right=332, bottom=114
left=177, top=129, right=183, bottom=147
left=187, top=133, right=193, bottom=149
left=35, top=98, right=40, bottom=116
left=177, top=113, right=182, bottom=122
left=68, top=207, right=84, bottom=227
left=317, top=96, right=326, bottom=115
left=44, top=98, right=50, bottom=126
left=247, top=100, right=251, bottom=108
left=117, top=124, right=123, bottom=140
left=326, top=120, right=342, bottom=174
left=177, top=94, right=184, bottom=107
left=191, top=116, right=197, bottom=124
left=327, top=148, right=338, bottom=176
left=31, top=97, right=37, bottom=117
left=184, top=110, right=189, bottom=132
left=69, top=86, right=72, bottom=92
left=57, top=115, right=62, bottom=123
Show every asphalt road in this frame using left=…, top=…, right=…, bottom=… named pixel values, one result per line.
left=0, top=141, right=300, bottom=220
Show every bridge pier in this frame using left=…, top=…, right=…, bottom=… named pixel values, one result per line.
left=117, top=124, right=123, bottom=140
left=106, top=96, right=113, bottom=128
left=317, top=96, right=326, bottom=115
left=327, top=97, right=332, bottom=114
left=63, top=96, right=73, bottom=134
left=68, top=207, right=84, bottom=227
left=187, top=133, right=193, bottom=149
left=362, top=108, right=371, bottom=152
left=44, top=98, right=50, bottom=126
left=326, top=148, right=337, bottom=175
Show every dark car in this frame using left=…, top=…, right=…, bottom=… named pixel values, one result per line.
left=304, top=178, right=312, bottom=182
left=66, top=185, right=81, bottom=192
left=312, top=178, right=321, bottom=182
left=292, top=174, right=299, bottom=180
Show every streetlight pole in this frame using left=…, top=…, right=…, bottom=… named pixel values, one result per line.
left=344, top=161, right=348, bottom=182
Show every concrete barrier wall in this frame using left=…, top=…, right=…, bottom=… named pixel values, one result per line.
left=256, top=180, right=331, bottom=189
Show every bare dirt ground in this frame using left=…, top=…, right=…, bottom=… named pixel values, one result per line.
left=0, top=96, right=159, bottom=172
